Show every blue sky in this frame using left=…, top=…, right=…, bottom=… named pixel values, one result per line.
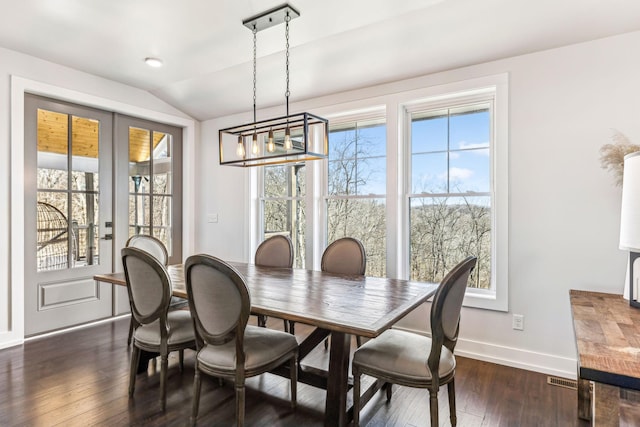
left=328, top=107, right=491, bottom=197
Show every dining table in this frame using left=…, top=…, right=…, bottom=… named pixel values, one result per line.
left=94, top=261, right=438, bottom=427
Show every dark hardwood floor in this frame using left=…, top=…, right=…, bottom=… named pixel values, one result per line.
left=0, top=316, right=588, bottom=426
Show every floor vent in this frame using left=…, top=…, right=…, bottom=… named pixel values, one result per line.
left=547, top=376, right=578, bottom=390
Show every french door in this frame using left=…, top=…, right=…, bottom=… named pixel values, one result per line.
left=112, top=115, right=183, bottom=316
left=24, top=95, right=113, bottom=336
left=24, top=98, right=184, bottom=335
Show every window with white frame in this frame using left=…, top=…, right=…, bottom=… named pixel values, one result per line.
left=406, top=87, right=504, bottom=306
left=261, top=164, right=306, bottom=268
left=256, top=75, right=508, bottom=310
left=326, top=117, right=387, bottom=277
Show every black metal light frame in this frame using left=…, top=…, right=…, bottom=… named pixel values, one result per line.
left=218, top=3, right=329, bottom=167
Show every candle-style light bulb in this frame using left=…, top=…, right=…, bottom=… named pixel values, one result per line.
left=251, top=133, right=259, bottom=155
left=236, top=135, right=246, bottom=158
left=284, top=127, right=292, bottom=150
left=267, top=129, right=275, bottom=152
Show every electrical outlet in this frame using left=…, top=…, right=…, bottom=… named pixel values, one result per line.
left=512, top=314, right=524, bottom=331
left=207, top=214, right=219, bottom=223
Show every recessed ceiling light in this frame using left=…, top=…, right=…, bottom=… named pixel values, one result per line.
left=144, top=57, right=163, bottom=68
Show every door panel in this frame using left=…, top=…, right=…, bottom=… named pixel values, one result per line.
left=25, top=95, right=113, bottom=336
left=113, top=115, right=183, bottom=316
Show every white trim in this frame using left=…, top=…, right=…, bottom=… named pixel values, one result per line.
left=8, top=75, right=197, bottom=348
left=394, top=325, right=576, bottom=380
left=24, top=314, right=129, bottom=342
left=401, top=73, right=509, bottom=311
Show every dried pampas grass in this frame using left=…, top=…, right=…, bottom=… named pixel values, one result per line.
left=599, top=130, right=640, bottom=186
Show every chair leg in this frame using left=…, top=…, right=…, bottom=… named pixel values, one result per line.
left=127, top=319, right=134, bottom=346
left=283, top=319, right=289, bottom=333
left=448, top=380, right=457, bottom=426
left=324, top=337, right=329, bottom=350
left=290, top=354, right=298, bottom=409
left=191, top=364, right=202, bottom=426
left=429, top=388, right=439, bottom=427
left=236, top=382, right=246, bottom=427
left=288, top=321, right=295, bottom=335
left=353, top=367, right=361, bottom=427
left=160, top=353, right=168, bottom=411
left=257, top=314, right=267, bottom=327
left=386, top=383, right=393, bottom=401
left=129, top=346, right=141, bottom=396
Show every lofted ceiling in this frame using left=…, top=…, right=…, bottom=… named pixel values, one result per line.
left=1, top=0, right=640, bottom=121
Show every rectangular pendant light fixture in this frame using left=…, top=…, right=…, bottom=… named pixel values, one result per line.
left=219, top=4, right=329, bottom=167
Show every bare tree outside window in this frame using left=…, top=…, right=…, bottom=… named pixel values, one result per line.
left=263, top=164, right=306, bottom=268
left=409, top=103, right=492, bottom=289
left=327, top=119, right=386, bottom=277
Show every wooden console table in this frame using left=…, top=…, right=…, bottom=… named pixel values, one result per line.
left=569, top=290, right=640, bottom=426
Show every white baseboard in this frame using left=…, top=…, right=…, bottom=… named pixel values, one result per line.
left=24, top=314, right=130, bottom=343
left=0, top=336, right=24, bottom=350
left=393, top=325, right=577, bottom=380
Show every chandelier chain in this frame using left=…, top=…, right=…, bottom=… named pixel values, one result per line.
left=285, top=12, right=290, bottom=116
left=252, top=25, right=257, bottom=124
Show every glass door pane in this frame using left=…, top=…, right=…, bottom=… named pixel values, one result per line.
left=126, top=122, right=179, bottom=262
left=36, top=109, right=101, bottom=270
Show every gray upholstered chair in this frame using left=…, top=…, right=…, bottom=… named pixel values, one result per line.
left=185, top=254, right=298, bottom=427
left=121, top=247, right=196, bottom=412
left=318, top=237, right=366, bottom=346
left=321, top=237, right=366, bottom=276
left=255, top=234, right=294, bottom=268
left=125, top=234, right=188, bottom=345
left=254, top=235, right=294, bottom=331
left=351, top=256, right=477, bottom=427
left=126, top=234, right=169, bottom=264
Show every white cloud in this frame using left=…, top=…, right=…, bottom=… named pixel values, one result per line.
left=449, top=167, right=474, bottom=180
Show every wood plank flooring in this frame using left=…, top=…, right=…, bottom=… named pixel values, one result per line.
left=0, top=317, right=588, bottom=426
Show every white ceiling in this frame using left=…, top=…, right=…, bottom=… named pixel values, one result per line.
left=1, top=0, right=640, bottom=121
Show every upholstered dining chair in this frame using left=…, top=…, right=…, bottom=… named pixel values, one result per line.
left=254, top=235, right=294, bottom=331
left=351, top=256, right=477, bottom=427
left=126, top=234, right=169, bottom=265
left=318, top=237, right=366, bottom=346
left=185, top=254, right=298, bottom=427
left=121, top=247, right=196, bottom=412
left=125, top=234, right=188, bottom=346
left=321, top=236, right=366, bottom=276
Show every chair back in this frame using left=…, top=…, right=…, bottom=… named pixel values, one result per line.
left=255, top=235, right=294, bottom=268
left=121, top=246, right=172, bottom=326
left=126, top=234, right=168, bottom=266
left=321, top=237, right=366, bottom=276
left=428, top=256, right=477, bottom=368
left=185, top=254, right=250, bottom=350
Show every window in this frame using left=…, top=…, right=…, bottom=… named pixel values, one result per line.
left=409, top=103, right=491, bottom=288
left=327, top=117, right=387, bottom=277
left=119, top=115, right=183, bottom=264
left=262, top=164, right=306, bottom=268
left=128, top=128, right=175, bottom=252
left=404, top=77, right=508, bottom=311
left=36, top=109, right=102, bottom=271
left=255, top=74, right=508, bottom=310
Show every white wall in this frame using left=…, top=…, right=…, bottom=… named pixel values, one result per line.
left=198, top=30, right=640, bottom=378
left=0, top=46, right=197, bottom=349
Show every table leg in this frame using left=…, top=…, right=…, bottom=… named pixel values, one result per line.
left=325, top=331, right=351, bottom=427
left=578, top=377, right=592, bottom=420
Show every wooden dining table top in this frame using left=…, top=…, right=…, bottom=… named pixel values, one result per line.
left=95, top=261, right=439, bottom=339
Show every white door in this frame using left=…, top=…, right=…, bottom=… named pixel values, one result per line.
left=24, top=95, right=113, bottom=336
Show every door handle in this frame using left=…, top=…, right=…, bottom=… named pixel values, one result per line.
left=101, top=234, right=113, bottom=240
